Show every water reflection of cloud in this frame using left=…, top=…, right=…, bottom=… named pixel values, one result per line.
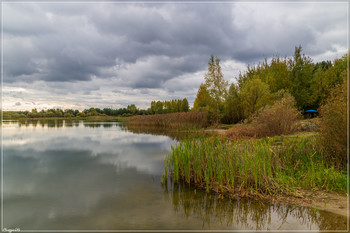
left=3, top=122, right=175, bottom=229
left=4, top=147, right=159, bottom=229
left=3, top=122, right=174, bottom=175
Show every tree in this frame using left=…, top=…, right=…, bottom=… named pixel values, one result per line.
left=288, top=46, right=316, bottom=110
left=155, top=101, right=163, bottom=114
left=181, top=98, right=189, bottom=112
left=264, top=57, right=291, bottom=93
left=150, top=101, right=156, bottom=114
left=64, top=112, right=74, bottom=118
left=205, top=55, right=228, bottom=107
left=77, top=112, right=86, bottom=117
left=193, top=83, right=212, bottom=111
left=194, top=55, right=228, bottom=124
left=223, top=83, right=243, bottom=124
left=127, top=104, right=138, bottom=115
left=239, top=77, right=272, bottom=119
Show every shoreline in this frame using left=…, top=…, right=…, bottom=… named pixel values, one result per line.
left=277, top=190, right=348, bottom=217
left=182, top=181, right=348, bottom=217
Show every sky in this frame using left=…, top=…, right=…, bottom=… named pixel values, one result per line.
left=2, top=1, right=348, bottom=111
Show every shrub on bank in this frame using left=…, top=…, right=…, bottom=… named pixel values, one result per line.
left=226, top=94, right=300, bottom=139
left=319, top=79, right=347, bottom=169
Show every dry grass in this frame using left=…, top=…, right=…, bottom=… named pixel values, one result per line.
left=225, top=124, right=264, bottom=139
left=125, top=111, right=209, bottom=130
left=226, top=94, right=300, bottom=140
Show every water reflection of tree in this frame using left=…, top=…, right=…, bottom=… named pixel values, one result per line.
left=162, top=179, right=346, bottom=230
left=121, top=124, right=214, bottom=140
left=16, top=120, right=117, bottom=128
left=83, top=122, right=116, bottom=128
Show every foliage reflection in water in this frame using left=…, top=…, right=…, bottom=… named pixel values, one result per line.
left=162, top=178, right=347, bottom=230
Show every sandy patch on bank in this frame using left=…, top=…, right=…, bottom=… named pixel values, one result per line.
left=276, top=190, right=348, bottom=217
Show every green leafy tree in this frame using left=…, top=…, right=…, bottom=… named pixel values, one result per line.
left=150, top=101, right=156, bottom=114
left=193, top=83, right=212, bottom=111
left=194, top=55, right=228, bottom=124
left=264, top=57, right=291, bottom=93
left=165, top=101, right=171, bottom=114
left=288, top=46, right=316, bottom=110
left=64, top=112, right=74, bottom=118
left=223, top=83, right=243, bottom=124
left=77, top=112, right=86, bottom=117
left=155, top=101, right=163, bottom=114
left=313, top=54, right=348, bottom=107
left=127, top=104, right=138, bottom=115
left=239, top=77, right=272, bottom=119
left=205, top=55, right=228, bottom=122
left=181, top=98, right=189, bottom=112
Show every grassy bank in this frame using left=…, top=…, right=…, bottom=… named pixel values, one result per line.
left=163, top=134, right=346, bottom=199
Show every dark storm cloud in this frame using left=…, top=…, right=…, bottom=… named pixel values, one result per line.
left=113, top=55, right=205, bottom=89
left=3, top=2, right=318, bottom=85
left=2, top=2, right=347, bottom=109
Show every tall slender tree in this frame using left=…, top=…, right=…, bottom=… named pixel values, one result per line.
left=194, top=55, right=228, bottom=123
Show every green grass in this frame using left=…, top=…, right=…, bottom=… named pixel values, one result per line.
left=163, top=135, right=347, bottom=198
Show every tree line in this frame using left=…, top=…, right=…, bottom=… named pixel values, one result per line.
left=193, top=46, right=347, bottom=124
left=4, top=106, right=146, bottom=119
left=149, top=98, right=189, bottom=114
left=4, top=99, right=190, bottom=119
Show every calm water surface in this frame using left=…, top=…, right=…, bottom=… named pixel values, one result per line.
left=2, top=121, right=347, bottom=230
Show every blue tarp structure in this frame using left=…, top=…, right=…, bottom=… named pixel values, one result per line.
left=305, top=109, right=318, bottom=113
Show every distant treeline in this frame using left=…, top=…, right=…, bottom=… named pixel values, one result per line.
left=150, top=98, right=189, bottom=114
left=3, top=98, right=190, bottom=119
left=4, top=105, right=147, bottom=119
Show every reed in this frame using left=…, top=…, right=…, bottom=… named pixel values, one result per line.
left=125, top=111, right=209, bottom=130
left=164, top=135, right=346, bottom=198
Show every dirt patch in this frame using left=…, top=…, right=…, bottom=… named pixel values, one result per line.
left=275, top=190, right=348, bottom=217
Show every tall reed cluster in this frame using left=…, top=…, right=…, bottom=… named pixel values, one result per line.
left=126, top=111, right=209, bottom=130
left=164, top=136, right=346, bottom=198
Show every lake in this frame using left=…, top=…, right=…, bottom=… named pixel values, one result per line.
left=2, top=120, right=347, bottom=231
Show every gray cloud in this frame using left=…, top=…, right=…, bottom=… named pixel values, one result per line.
left=3, top=2, right=347, bottom=110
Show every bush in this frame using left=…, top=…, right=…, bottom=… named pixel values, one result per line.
left=319, top=79, right=347, bottom=169
left=252, top=93, right=301, bottom=136
left=297, top=119, right=319, bottom=132
left=226, top=93, right=301, bottom=139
